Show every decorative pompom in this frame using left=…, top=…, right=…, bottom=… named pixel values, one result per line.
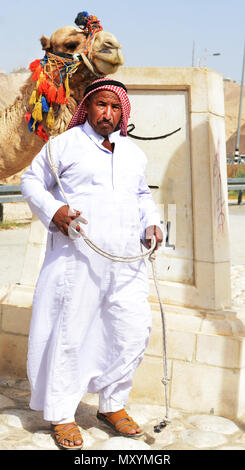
left=29, top=59, right=41, bottom=72
left=75, top=11, right=89, bottom=28
left=47, top=84, right=57, bottom=103
left=32, top=99, right=43, bottom=122
left=46, top=105, right=55, bottom=128
left=29, top=89, right=37, bottom=105
left=41, top=96, right=49, bottom=113
left=56, top=83, right=66, bottom=104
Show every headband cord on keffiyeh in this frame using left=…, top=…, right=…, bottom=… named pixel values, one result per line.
left=67, top=78, right=131, bottom=136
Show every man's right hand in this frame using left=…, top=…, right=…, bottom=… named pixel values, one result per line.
left=52, top=205, right=88, bottom=236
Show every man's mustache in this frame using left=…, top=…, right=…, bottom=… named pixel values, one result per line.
left=98, top=118, right=113, bottom=127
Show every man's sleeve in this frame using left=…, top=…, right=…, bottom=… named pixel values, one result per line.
left=21, top=143, right=65, bottom=232
left=138, top=158, right=162, bottom=240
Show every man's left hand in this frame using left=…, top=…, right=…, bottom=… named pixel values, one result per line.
left=145, top=225, right=163, bottom=251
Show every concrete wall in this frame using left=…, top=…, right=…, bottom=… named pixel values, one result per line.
left=114, top=67, right=231, bottom=312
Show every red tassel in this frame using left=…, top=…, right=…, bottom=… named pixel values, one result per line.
left=24, top=112, right=32, bottom=123
left=29, top=59, right=41, bottom=72
left=47, top=84, right=57, bottom=103
left=32, top=64, right=42, bottom=81
left=56, top=83, right=66, bottom=104
left=38, top=77, right=50, bottom=95
left=35, top=124, right=49, bottom=142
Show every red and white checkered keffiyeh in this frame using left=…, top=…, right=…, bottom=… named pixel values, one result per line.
left=67, top=78, right=131, bottom=136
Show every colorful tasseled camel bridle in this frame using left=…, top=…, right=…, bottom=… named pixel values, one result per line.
left=25, top=11, right=103, bottom=142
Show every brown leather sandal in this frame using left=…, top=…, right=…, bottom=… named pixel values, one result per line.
left=97, top=409, right=144, bottom=439
left=51, top=421, right=83, bottom=450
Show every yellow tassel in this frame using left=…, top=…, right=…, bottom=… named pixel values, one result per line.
left=46, top=105, right=55, bottom=128
left=65, top=75, right=70, bottom=99
left=29, top=89, right=37, bottom=105
left=32, top=98, right=43, bottom=122
left=32, top=119, right=37, bottom=131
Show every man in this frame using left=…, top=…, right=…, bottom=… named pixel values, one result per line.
left=21, top=78, right=163, bottom=450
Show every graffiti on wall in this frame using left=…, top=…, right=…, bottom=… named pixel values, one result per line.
left=213, top=140, right=226, bottom=234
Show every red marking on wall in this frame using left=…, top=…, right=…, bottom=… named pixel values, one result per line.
left=213, top=140, right=225, bottom=233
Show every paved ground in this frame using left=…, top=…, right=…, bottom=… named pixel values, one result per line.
left=0, top=375, right=245, bottom=450
left=0, top=201, right=244, bottom=450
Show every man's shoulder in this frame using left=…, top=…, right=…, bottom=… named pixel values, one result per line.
left=52, top=125, right=87, bottom=145
left=121, top=136, right=147, bottom=163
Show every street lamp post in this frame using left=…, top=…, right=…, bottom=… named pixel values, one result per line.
left=202, top=48, right=221, bottom=67
left=235, top=42, right=245, bottom=161
left=194, top=45, right=221, bottom=67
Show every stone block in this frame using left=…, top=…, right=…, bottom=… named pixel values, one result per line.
left=2, top=305, right=31, bottom=336
left=114, top=67, right=230, bottom=312
left=194, top=260, right=231, bottom=311
left=0, top=333, right=28, bottom=377
left=199, top=311, right=245, bottom=336
left=2, top=284, right=34, bottom=309
left=148, top=326, right=196, bottom=362
left=20, top=241, right=46, bottom=286
left=196, top=333, right=244, bottom=368
left=27, top=215, right=47, bottom=244
left=237, top=367, right=245, bottom=417
left=207, top=70, right=225, bottom=117
left=130, top=355, right=171, bottom=405
left=166, top=330, right=196, bottom=362
left=171, top=360, right=240, bottom=418
left=0, top=284, right=10, bottom=304
left=151, top=305, right=203, bottom=333
left=149, top=280, right=199, bottom=311
left=114, top=67, right=224, bottom=116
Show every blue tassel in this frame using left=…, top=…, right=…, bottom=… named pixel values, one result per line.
left=28, top=116, right=38, bottom=132
left=41, top=95, right=49, bottom=113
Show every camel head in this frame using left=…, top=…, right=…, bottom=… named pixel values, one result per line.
left=40, top=22, right=124, bottom=77
left=26, top=12, right=124, bottom=142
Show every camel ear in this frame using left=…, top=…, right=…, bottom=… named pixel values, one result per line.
left=40, top=35, right=51, bottom=51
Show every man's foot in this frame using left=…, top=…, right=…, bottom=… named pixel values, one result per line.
left=51, top=422, right=83, bottom=450
left=97, top=409, right=144, bottom=438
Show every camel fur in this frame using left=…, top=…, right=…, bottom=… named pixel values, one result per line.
left=0, top=24, right=124, bottom=180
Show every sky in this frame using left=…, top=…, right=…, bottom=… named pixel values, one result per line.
left=0, top=0, right=244, bottom=82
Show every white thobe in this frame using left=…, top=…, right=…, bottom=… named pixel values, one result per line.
left=21, top=121, right=161, bottom=422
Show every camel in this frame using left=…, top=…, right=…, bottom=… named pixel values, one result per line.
left=0, top=12, right=124, bottom=180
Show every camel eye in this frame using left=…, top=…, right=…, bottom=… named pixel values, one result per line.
left=100, top=49, right=112, bottom=54
left=65, top=41, right=79, bottom=51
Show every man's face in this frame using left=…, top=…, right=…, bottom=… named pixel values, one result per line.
left=85, top=90, right=122, bottom=137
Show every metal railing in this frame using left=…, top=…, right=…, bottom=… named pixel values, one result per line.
left=227, top=178, right=245, bottom=205
left=0, top=184, right=24, bottom=222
